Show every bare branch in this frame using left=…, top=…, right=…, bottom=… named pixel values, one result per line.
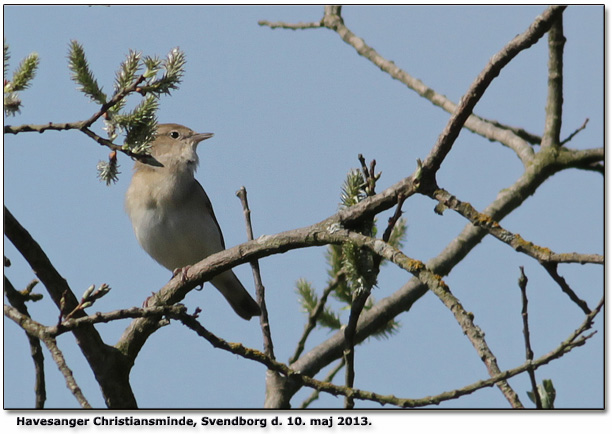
left=422, top=5, right=566, bottom=173
left=8, top=294, right=600, bottom=409
left=541, top=15, right=565, bottom=148
left=560, top=118, right=589, bottom=146
left=258, top=19, right=323, bottom=30
left=300, top=359, right=345, bottom=408
left=236, top=186, right=275, bottom=359
left=518, top=267, right=542, bottom=408
left=167, top=296, right=602, bottom=408
left=259, top=6, right=574, bottom=165
left=288, top=133, right=595, bottom=404
left=4, top=277, right=46, bottom=408
left=4, top=305, right=91, bottom=408
left=542, top=263, right=591, bottom=315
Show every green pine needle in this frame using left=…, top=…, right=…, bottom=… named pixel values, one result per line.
left=143, top=55, right=161, bottom=78
left=9, top=53, right=39, bottom=92
left=3, top=41, right=39, bottom=115
left=122, top=94, right=158, bottom=153
left=340, top=169, right=366, bottom=208
left=139, top=47, right=185, bottom=95
left=370, top=317, right=401, bottom=339
left=4, top=39, right=10, bottom=80
left=388, top=218, right=407, bottom=250
left=295, top=279, right=342, bottom=331
left=114, top=50, right=141, bottom=93
left=318, top=307, right=343, bottom=330
left=3, top=92, right=21, bottom=116
left=96, top=159, right=120, bottom=186
left=296, top=278, right=318, bottom=311
left=68, top=40, right=107, bottom=105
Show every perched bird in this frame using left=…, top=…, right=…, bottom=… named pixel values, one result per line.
left=125, top=123, right=261, bottom=320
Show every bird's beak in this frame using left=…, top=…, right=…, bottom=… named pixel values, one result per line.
left=193, top=132, right=214, bottom=144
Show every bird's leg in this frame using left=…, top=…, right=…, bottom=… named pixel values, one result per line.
left=172, top=265, right=204, bottom=290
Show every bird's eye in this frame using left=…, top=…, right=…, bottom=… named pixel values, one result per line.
left=169, top=131, right=180, bottom=139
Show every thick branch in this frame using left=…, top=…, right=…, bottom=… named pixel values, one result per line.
left=115, top=173, right=421, bottom=363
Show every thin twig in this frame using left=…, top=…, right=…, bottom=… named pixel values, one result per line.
left=4, top=277, right=47, bottom=408
left=345, top=153, right=381, bottom=408
left=3, top=75, right=160, bottom=166
left=258, top=19, right=324, bottom=30
left=343, top=288, right=370, bottom=409
left=560, top=118, right=589, bottom=146
left=381, top=193, right=407, bottom=245
left=542, top=262, right=591, bottom=315
left=431, top=188, right=596, bottom=314
left=4, top=305, right=91, bottom=408
left=300, top=359, right=345, bottom=408
left=518, top=267, right=541, bottom=408
left=236, top=186, right=275, bottom=360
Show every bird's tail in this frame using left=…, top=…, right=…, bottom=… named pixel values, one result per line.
left=211, top=270, right=262, bottom=320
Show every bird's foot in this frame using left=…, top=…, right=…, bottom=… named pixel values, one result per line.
left=172, top=266, right=191, bottom=283
left=142, top=292, right=156, bottom=308
left=171, top=266, right=203, bottom=290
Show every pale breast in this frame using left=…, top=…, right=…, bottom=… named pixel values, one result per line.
left=126, top=172, right=225, bottom=270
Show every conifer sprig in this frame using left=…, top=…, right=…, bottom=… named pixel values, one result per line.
left=139, top=47, right=186, bottom=95
left=4, top=41, right=40, bottom=115
left=68, top=40, right=107, bottom=105
left=296, top=165, right=406, bottom=342
left=120, top=95, right=159, bottom=154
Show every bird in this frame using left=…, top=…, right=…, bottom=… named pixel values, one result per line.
left=125, top=123, right=261, bottom=320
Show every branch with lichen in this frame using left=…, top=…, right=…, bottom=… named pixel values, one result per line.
left=14, top=293, right=599, bottom=409
left=430, top=188, right=603, bottom=266
left=173, top=296, right=601, bottom=408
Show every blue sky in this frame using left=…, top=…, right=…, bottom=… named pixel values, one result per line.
left=2, top=4, right=604, bottom=418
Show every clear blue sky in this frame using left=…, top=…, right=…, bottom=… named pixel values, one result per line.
left=2, top=3, right=604, bottom=420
